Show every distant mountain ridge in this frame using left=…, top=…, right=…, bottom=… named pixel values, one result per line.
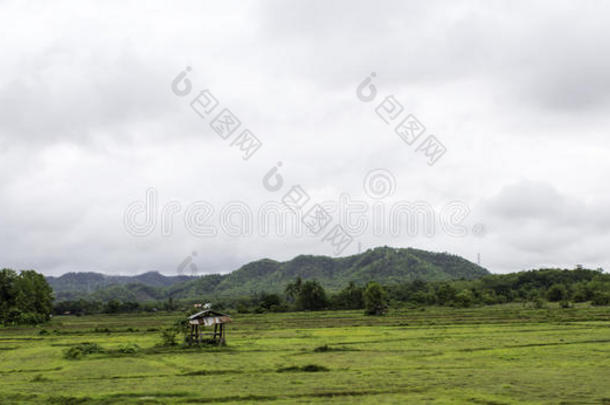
left=46, top=272, right=194, bottom=301
left=47, top=247, right=489, bottom=302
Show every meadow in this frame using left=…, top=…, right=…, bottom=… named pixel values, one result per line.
left=1, top=304, right=609, bottom=404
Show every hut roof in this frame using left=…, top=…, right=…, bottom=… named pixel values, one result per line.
left=188, top=309, right=232, bottom=326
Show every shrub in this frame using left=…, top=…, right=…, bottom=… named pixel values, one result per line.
left=259, top=293, right=282, bottom=310
left=160, top=327, right=178, bottom=346
left=64, top=343, right=104, bottom=359
left=31, top=374, right=50, bottom=382
left=277, top=364, right=329, bottom=373
left=532, top=297, right=546, bottom=309
left=454, top=289, right=474, bottom=308
left=591, top=291, right=610, bottom=306
left=547, top=284, right=568, bottom=302
left=313, top=344, right=350, bottom=352
left=118, top=343, right=141, bottom=353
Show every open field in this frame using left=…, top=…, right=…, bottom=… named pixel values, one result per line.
left=1, top=304, right=609, bottom=404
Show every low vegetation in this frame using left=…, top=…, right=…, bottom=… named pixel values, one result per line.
left=1, top=305, right=609, bottom=403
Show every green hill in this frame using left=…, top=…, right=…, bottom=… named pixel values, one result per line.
left=49, top=247, right=489, bottom=302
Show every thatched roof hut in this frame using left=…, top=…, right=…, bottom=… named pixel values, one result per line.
left=188, top=310, right=232, bottom=344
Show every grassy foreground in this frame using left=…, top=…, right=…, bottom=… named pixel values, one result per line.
left=1, top=304, right=609, bottom=404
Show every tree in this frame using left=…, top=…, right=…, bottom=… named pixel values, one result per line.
left=259, top=293, right=282, bottom=310
left=454, top=289, right=474, bottom=308
left=1, top=269, right=53, bottom=325
left=331, top=281, right=364, bottom=309
left=547, top=284, right=568, bottom=302
left=284, top=277, right=303, bottom=303
left=364, top=282, right=388, bottom=315
left=436, top=283, right=457, bottom=305
left=296, top=280, right=328, bottom=311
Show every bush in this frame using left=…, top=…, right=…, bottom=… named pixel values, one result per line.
left=547, top=284, right=568, bottom=302
left=454, top=289, right=474, bottom=308
left=313, top=344, right=350, bottom=353
left=364, top=282, right=388, bottom=315
left=31, top=374, right=50, bottom=382
left=160, top=327, right=178, bottom=346
left=531, top=297, right=546, bottom=309
left=118, top=343, right=141, bottom=353
left=331, top=282, right=364, bottom=309
left=64, top=343, right=105, bottom=359
left=277, top=364, right=329, bottom=372
left=591, top=291, right=610, bottom=306
left=259, top=293, right=282, bottom=310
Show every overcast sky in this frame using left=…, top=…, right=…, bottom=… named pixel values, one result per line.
left=1, top=0, right=609, bottom=276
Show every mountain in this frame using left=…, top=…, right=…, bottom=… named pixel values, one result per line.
left=46, top=272, right=194, bottom=301
left=48, top=247, right=489, bottom=302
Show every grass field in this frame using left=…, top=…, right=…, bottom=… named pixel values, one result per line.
left=1, top=304, right=609, bottom=404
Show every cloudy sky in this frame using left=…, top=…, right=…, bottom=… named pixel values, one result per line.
left=1, top=0, right=609, bottom=276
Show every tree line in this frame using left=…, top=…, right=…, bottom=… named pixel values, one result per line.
left=0, top=269, right=54, bottom=325
left=50, top=268, right=610, bottom=317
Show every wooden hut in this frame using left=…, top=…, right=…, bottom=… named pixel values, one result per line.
left=188, top=310, right=232, bottom=345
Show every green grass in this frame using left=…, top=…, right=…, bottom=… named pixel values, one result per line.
left=1, top=304, right=609, bottom=404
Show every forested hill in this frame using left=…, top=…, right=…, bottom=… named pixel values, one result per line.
left=46, top=272, right=194, bottom=301
left=48, top=247, right=489, bottom=302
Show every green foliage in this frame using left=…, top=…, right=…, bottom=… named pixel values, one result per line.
left=160, top=327, right=178, bottom=346
left=49, top=247, right=490, bottom=303
left=117, top=343, right=141, bottom=354
left=364, top=282, right=388, bottom=315
left=591, top=291, right=610, bottom=306
left=296, top=280, right=328, bottom=311
left=2, top=306, right=610, bottom=403
left=0, top=269, right=53, bottom=325
left=63, top=343, right=104, bottom=360
left=331, top=281, right=364, bottom=309
left=454, top=289, right=475, bottom=308
left=259, top=293, right=282, bottom=310
left=30, top=374, right=50, bottom=383
left=50, top=266, right=610, bottom=315
left=531, top=297, right=546, bottom=309
left=547, top=284, right=568, bottom=302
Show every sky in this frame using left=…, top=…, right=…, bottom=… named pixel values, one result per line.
left=1, top=0, right=609, bottom=276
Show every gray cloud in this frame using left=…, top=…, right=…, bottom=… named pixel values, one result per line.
left=0, top=0, right=609, bottom=276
